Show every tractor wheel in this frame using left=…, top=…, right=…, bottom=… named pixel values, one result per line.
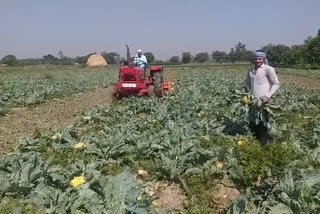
left=153, top=72, right=163, bottom=97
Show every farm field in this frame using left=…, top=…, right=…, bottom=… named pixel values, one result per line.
left=277, top=67, right=320, bottom=79
left=0, top=65, right=118, bottom=115
left=0, top=65, right=320, bottom=213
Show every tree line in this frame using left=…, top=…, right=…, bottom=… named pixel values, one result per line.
left=0, top=51, right=122, bottom=67
left=1, top=29, right=319, bottom=68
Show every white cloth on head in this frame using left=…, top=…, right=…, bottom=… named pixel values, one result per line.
left=254, top=51, right=267, bottom=58
left=137, top=49, right=142, bottom=53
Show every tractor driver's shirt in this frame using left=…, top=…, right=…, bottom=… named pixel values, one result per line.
left=133, top=55, right=147, bottom=68
left=245, top=63, right=280, bottom=98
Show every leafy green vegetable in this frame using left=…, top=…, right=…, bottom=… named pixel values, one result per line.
left=1, top=67, right=320, bottom=212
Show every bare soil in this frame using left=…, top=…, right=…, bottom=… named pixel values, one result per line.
left=279, top=74, right=320, bottom=91
left=211, top=184, right=240, bottom=212
left=147, top=181, right=186, bottom=213
left=0, top=86, right=114, bottom=155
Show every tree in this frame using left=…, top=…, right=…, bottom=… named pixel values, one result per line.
left=242, top=50, right=254, bottom=62
left=261, top=44, right=290, bottom=65
left=227, top=48, right=237, bottom=63
left=75, top=54, right=93, bottom=65
left=19, top=58, right=43, bottom=66
left=1, top=55, right=19, bottom=66
left=305, top=35, right=320, bottom=65
left=181, top=52, right=192, bottom=64
left=285, top=45, right=306, bottom=65
left=169, top=56, right=180, bottom=64
left=194, top=52, right=209, bottom=63
left=101, top=52, right=120, bottom=64
left=58, top=51, right=64, bottom=59
left=304, top=36, right=313, bottom=45
left=234, top=42, right=247, bottom=62
left=212, top=51, right=227, bottom=62
left=120, top=57, right=127, bottom=65
left=43, top=54, right=58, bottom=63
left=144, top=52, right=155, bottom=63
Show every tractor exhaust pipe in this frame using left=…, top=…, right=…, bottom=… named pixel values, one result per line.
left=125, top=45, right=131, bottom=66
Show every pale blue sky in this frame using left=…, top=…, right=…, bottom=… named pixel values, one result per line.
left=1, top=0, right=319, bottom=60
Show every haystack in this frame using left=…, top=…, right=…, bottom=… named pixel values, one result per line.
left=86, top=54, right=108, bottom=68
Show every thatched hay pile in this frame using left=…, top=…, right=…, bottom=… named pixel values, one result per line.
left=86, top=54, right=107, bottom=68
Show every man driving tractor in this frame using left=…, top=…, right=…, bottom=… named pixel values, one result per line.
left=133, top=49, right=148, bottom=78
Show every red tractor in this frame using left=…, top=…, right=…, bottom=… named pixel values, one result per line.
left=114, top=45, right=171, bottom=98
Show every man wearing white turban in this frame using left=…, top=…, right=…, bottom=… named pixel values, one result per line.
left=133, top=49, right=147, bottom=69
left=245, top=50, right=280, bottom=144
left=133, top=49, right=148, bottom=79
left=246, top=50, right=279, bottom=103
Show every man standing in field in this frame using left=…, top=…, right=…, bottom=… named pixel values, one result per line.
left=133, top=49, right=148, bottom=78
left=246, top=50, right=280, bottom=144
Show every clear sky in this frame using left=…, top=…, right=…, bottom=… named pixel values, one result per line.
left=1, top=0, right=319, bottom=60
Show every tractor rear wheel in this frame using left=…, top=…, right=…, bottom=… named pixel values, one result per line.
left=153, top=72, right=163, bottom=97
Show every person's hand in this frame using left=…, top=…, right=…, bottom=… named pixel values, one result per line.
left=260, top=96, right=271, bottom=104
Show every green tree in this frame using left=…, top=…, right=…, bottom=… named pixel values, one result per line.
left=181, top=52, right=192, bottom=64
left=43, top=54, right=58, bottom=63
left=227, top=48, right=237, bottom=63
left=169, top=56, right=180, bottom=64
left=304, top=36, right=313, bottom=45
left=101, top=52, right=120, bottom=64
left=212, top=51, right=227, bottom=62
left=1, top=55, right=19, bottom=66
left=234, top=42, right=247, bottom=62
left=75, top=54, right=93, bottom=65
left=58, top=51, right=64, bottom=59
left=19, top=58, right=43, bottom=66
left=285, top=45, right=306, bottom=65
left=144, top=52, right=155, bottom=63
left=261, top=44, right=290, bottom=65
left=194, top=52, right=209, bottom=63
left=305, top=35, right=320, bottom=65
left=241, top=50, right=254, bottom=62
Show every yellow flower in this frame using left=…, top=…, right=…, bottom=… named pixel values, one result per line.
left=301, top=189, right=308, bottom=198
left=256, top=176, right=262, bottom=185
left=51, top=132, right=62, bottom=141
left=46, top=147, right=53, bottom=153
left=216, top=161, right=224, bottom=169
left=237, top=140, right=244, bottom=146
left=152, top=200, right=163, bottom=207
left=197, top=111, right=205, bottom=118
left=25, top=204, right=34, bottom=211
left=243, top=95, right=249, bottom=104
left=136, top=196, right=143, bottom=201
left=73, top=142, right=85, bottom=150
left=70, top=176, right=86, bottom=188
left=82, top=116, right=91, bottom=121
left=137, top=169, right=149, bottom=178
left=201, top=135, right=210, bottom=142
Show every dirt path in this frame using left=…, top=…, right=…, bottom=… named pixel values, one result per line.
left=279, top=74, right=320, bottom=91
left=0, top=86, right=115, bottom=155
